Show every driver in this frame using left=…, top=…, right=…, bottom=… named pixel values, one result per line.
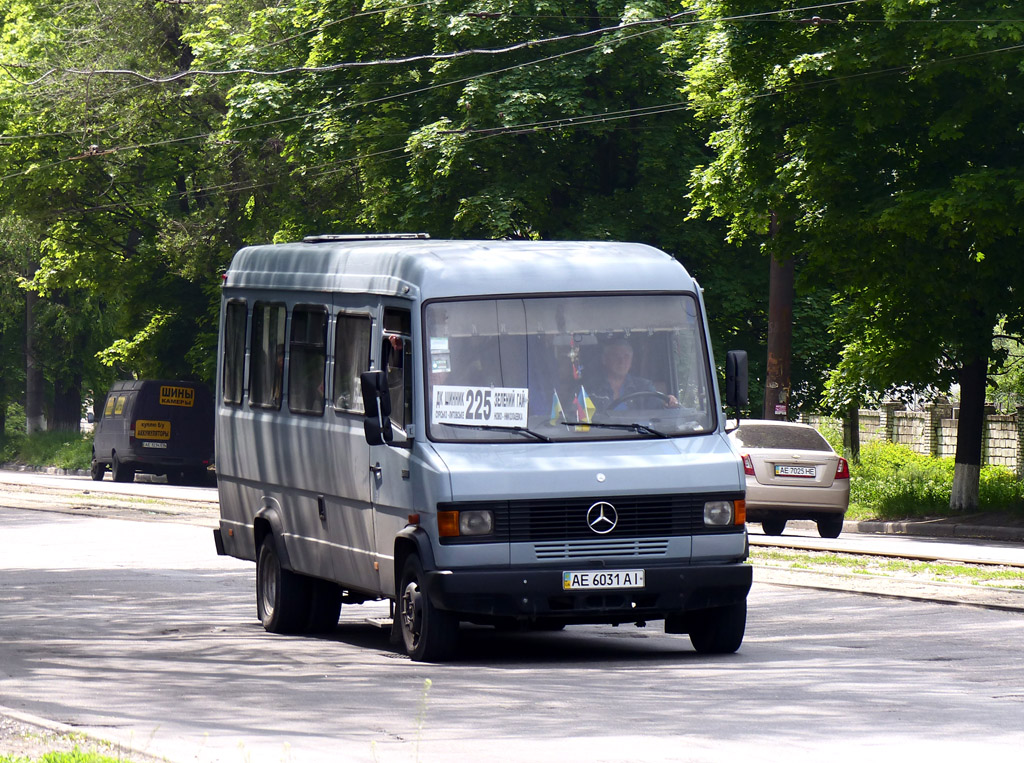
left=588, top=337, right=678, bottom=411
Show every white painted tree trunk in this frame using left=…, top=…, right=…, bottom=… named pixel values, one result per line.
left=950, top=462, right=980, bottom=512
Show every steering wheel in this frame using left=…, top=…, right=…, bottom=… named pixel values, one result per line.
left=608, top=390, right=673, bottom=409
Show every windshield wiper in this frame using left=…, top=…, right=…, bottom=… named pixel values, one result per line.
left=438, top=422, right=552, bottom=442
left=556, top=420, right=670, bottom=438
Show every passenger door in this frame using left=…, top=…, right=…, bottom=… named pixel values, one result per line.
left=324, top=307, right=380, bottom=594
left=370, top=305, right=416, bottom=597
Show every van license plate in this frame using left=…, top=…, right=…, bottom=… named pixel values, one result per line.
left=142, top=441, right=168, bottom=449
left=775, top=464, right=815, bottom=477
left=562, top=570, right=645, bottom=590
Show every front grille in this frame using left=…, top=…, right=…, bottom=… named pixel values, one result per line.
left=439, top=493, right=743, bottom=544
left=534, top=538, right=669, bottom=559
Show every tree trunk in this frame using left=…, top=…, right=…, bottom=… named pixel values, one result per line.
left=950, top=356, right=987, bottom=512
left=25, top=290, right=45, bottom=434
left=53, top=374, right=82, bottom=432
left=844, top=405, right=860, bottom=461
left=763, top=248, right=794, bottom=420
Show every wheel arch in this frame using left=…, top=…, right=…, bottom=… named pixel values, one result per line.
left=393, top=526, right=436, bottom=600
left=253, top=503, right=295, bottom=572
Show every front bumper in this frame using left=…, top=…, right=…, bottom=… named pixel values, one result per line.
left=423, top=561, right=752, bottom=624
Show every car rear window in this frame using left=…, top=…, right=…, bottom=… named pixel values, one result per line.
left=731, top=424, right=831, bottom=451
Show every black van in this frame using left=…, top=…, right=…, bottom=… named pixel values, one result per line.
left=91, top=380, right=214, bottom=485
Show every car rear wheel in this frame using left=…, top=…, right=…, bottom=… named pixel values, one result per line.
left=399, top=554, right=458, bottom=662
left=688, top=600, right=746, bottom=654
left=256, top=535, right=312, bottom=634
left=817, top=516, right=844, bottom=539
left=760, top=517, right=786, bottom=536
left=111, top=453, right=135, bottom=483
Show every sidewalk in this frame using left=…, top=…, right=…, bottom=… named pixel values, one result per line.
left=848, top=512, right=1024, bottom=543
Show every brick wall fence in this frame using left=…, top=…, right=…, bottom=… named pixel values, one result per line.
left=802, top=402, right=1024, bottom=478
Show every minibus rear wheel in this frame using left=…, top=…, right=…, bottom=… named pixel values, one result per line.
left=687, top=600, right=746, bottom=655
left=256, top=535, right=312, bottom=634
left=399, top=555, right=458, bottom=662
left=305, top=579, right=342, bottom=633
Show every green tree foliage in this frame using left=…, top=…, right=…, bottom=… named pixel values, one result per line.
left=0, top=1, right=775, bottom=424
left=686, top=0, right=1024, bottom=509
left=0, top=0, right=237, bottom=400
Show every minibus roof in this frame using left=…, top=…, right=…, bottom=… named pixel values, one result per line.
left=224, top=238, right=698, bottom=299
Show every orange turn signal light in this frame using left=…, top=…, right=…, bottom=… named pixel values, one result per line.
left=734, top=499, right=746, bottom=525
left=437, top=511, right=460, bottom=537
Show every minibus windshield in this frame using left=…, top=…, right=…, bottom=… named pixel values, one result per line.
left=424, top=294, right=716, bottom=442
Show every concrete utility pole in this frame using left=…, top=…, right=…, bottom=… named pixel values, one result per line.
left=763, top=213, right=794, bottom=420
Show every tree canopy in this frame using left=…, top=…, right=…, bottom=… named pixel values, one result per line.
left=686, top=0, right=1024, bottom=507
left=1, top=0, right=1021, bottom=512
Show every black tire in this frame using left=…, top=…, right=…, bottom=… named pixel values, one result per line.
left=688, top=600, right=747, bottom=654
left=111, top=453, right=135, bottom=483
left=817, top=516, right=844, bottom=539
left=399, top=555, right=458, bottom=662
left=89, top=458, right=105, bottom=481
left=305, top=578, right=343, bottom=634
left=760, top=517, right=787, bottom=536
left=185, top=467, right=210, bottom=487
left=256, top=535, right=312, bottom=634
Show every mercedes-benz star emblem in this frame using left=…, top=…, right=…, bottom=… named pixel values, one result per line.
left=586, top=502, right=618, bottom=535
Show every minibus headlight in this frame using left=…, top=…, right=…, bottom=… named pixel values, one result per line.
left=704, top=500, right=735, bottom=526
left=459, top=510, right=494, bottom=536
left=437, top=509, right=495, bottom=537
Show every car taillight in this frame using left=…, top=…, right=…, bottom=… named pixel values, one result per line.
left=741, top=454, right=755, bottom=476
left=835, top=457, right=850, bottom=480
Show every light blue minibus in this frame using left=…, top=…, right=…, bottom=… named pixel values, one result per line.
left=213, top=234, right=751, bottom=661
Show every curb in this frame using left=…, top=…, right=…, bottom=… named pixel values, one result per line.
left=0, top=703, right=168, bottom=763
left=2, top=463, right=90, bottom=477
left=779, top=517, right=1024, bottom=544
left=851, top=518, right=1024, bottom=544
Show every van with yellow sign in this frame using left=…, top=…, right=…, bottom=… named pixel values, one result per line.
left=91, top=379, right=214, bottom=485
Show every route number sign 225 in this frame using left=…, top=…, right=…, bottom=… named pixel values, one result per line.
left=431, top=385, right=530, bottom=428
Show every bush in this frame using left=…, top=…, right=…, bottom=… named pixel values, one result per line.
left=1, top=403, right=94, bottom=471
left=848, top=441, right=1024, bottom=519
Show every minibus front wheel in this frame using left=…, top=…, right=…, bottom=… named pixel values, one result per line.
left=399, top=555, right=458, bottom=662
left=686, top=599, right=747, bottom=655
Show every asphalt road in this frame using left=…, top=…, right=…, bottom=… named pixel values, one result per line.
left=2, top=499, right=1024, bottom=763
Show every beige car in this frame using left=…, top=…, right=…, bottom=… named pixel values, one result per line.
left=728, top=420, right=850, bottom=538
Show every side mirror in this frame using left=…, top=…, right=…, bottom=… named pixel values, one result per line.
left=726, top=350, right=749, bottom=409
left=360, top=370, right=393, bottom=446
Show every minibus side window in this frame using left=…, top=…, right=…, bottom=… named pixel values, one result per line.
left=103, top=395, right=115, bottom=417
left=382, top=308, right=412, bottom=432
left=222, top=300, right=247, bottom=406
left=249, top=302, right=286, bottom=410
left=114, top=395, right=127, bottom=415
left=333, top=314, right=371, bottom=414
left=288, top=305, right=327, bottom=416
